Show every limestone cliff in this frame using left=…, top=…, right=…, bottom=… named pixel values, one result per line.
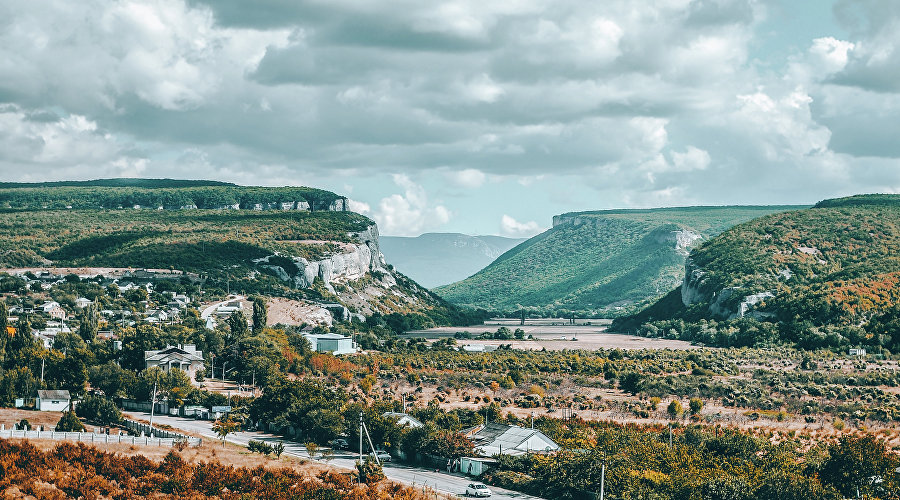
left=680, top=257, right=773, bottom=320
left=254, top=224, right=386, bottom=293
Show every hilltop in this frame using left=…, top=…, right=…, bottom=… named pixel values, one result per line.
left=0, top=181, right=475, bottom=325
left=614, top=194, right=900, bottom=351
left=380, top=233, right=525, bottom=288
left=435, top=206, right=799, bottom=315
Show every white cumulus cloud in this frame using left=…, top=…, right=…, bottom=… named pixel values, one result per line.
left=372, top=175, right=451, bottom=236
left=500, top=214, right=544, bottom=238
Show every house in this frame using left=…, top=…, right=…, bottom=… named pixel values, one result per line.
left=303, top=333, right=357, bottom=355
left=215, top=300, right=243, bottom=316
left=40, top=301, right=66, bottom=321
left=145, top=345, right=205, bottom=382
left=74, top=297, right=93, bottom=308
left=462, top=422, right=560, bottom=456
left=36, top=390, right=71, bottom=412
left=383, top=412, right=424, bottom=429
left=144, top=309, right=170, bottom=323
left=849, top=348, right=867, bottom=357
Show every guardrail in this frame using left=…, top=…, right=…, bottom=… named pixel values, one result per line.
left=0, top=428, right=200, bottom=447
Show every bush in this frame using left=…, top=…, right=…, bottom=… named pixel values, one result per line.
left=248, top=440, right=274, bottom=455
left=56, top=411, right=85, bottom=432
left=668, top=400, right=683, bottom=418
left=75, top=394, right=123, bottom=426
left=356, top=457, right=385, bottom=484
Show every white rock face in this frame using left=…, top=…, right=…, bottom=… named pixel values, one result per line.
left=681, top=257, right=774, bottom=319
left=254, top=224, right=386, bottom=293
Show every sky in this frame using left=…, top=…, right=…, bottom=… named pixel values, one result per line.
left=2, top=0, right=900, bottom=237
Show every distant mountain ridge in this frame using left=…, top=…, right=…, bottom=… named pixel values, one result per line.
left=380, top=233, right=526, bottom=288
left=436, top=205, right=803, bottom=315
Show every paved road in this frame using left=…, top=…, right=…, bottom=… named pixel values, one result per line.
left=125, top=411, right=543, bottom=499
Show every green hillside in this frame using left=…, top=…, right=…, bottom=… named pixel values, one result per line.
left=0, top=182, right=477, bottom=325
left=435, top=206, right=800, bottom=315
left=0, top=180, right=345, bottom=210
left=614, top=194, right=900, bottom=351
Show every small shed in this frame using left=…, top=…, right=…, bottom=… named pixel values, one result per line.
left=36, top=390, right=71, bottom=412
left=460, top=457, right=497, bottom=476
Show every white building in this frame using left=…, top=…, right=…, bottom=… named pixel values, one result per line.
left=462, top=423, right=560, bottom=456
left=145, top=345, right=205, bottom=382
left=303, top=333, right=356, bottom=355
left=74, top=297, right=93, bottom=308
left=36, top=390, right=71, bottom=412
left=383, top=412, right=424, bottom=429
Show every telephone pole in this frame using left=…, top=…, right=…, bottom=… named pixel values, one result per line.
left=148, top=377, right=158, bottom=437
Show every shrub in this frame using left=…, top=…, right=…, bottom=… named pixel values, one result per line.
left=689, top=397, right=704, bottom=415
left=248, top=440, right=274, bottom=455
left=75, top=394, right=123, bottom=426
left=667, top=400, right=683, bottom=418
left=56, top=411, right=85, bottom=432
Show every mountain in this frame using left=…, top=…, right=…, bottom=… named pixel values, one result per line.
left=613, top=195, right=900, bottom=351
left=435, top=206, right=801, bottom=315
left=0, top=181, right=478, bottom=326
left=380, top=233, right=526, bottom=288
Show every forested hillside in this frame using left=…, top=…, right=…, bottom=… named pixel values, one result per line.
left=0, top=179, right=345, bottom=210
left=436, top=206, right=799, bottom=315
left=614, top=195, right=900, bottom=351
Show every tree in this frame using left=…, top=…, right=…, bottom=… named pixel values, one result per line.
left=88, top=362, right=136, bottom=398
left=0, top=300, right=7, bottom=329
left=55, top=411, right=85, bottom=432
left=306, top=441, right=319, bottom=459
left=689, top=397, right=704, bottom=415
left=820, top=435, right=899, bottom=499
left=77, top=304, right=99, bottom=342
left=227, top=310, right=249, bottom=342
left=75, top=394, right=122, bottom=425
left=252, top=297, right=267, bottom=333
left=667, top=400, right=683, bottom=419
left=212, top=415, right=240, bottom=447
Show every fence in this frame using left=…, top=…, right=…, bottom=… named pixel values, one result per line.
left=121, top=418, right=201, bottom=446
left=0, top=428, right=200, bottom=447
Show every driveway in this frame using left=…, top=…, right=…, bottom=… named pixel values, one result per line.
left=124, top=411, right=543, bottom=499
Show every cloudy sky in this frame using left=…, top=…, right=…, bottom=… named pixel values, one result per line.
left=2, top=0, right=900, bottom=236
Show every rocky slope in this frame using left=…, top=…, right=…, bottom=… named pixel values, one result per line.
left=0, top=181, right=465, bottom=325
left=379, top=233, right=526, bottom=288
left=614, top=195, right=900, bottom=349
left=435, top=206, right=799, bottom=315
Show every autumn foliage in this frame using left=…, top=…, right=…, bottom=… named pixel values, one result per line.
left=0, top=439, right=428, bottom=499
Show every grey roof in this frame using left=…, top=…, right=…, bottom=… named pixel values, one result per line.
left=145, top=345, right=204, bottom=363
left=37, top=390, right=71, bottom=400
left=463, top=422, right=560, bottom=456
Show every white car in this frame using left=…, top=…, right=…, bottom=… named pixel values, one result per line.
left=465, top=483, right=492, bottom=497
left=370, top=450, right=391, bottom=462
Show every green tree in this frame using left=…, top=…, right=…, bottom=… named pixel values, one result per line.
left=77, top=304, right=99, bottom=342
left=227, top=310, right=249, bottom=342
left=689, top=397, right=704, bottom=415
left=356, top=456, right=385, bottom=484
left=75, top=394, right=123, bottom=426
left=820, top=435, right=899, bottom=499
left=0, top=300, right=7, bottom=329
left=667, top=400, right=683, bottom=419
left=55, top=411, right=85, bottom=432
left=252, top=297, right=267, bottom=333
left=212, top=415, right=240, bottom=447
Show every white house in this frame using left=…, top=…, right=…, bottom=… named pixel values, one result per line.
left=74, top=297, right=93, bottom=308
left=145, top=345, right=205, bottom=383
left=36, top=390, right=71, bottom=412
left=383, top=412, right=424, bottom=429
left=462, top=422, right=560, bottom=456
left=40, top=301, right=66, bottom=321
left=303, top=333, right=356, bottom=355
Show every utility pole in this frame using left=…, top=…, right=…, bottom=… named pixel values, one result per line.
left=600, top=463, right=606, bottom=500
left=531, top=411, right=534, bottom=430
left=359, top=411, right=364, bottom=465
left=148, top=377, right=158, bottom=437
left=669, top=423, right=673, bottom=447
left=40, top=357, right=45, bottom=383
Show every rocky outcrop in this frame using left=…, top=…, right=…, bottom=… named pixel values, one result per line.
left=253, top=224, right=386, bottom=293
left=681, top=257, right=774, bottom=319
